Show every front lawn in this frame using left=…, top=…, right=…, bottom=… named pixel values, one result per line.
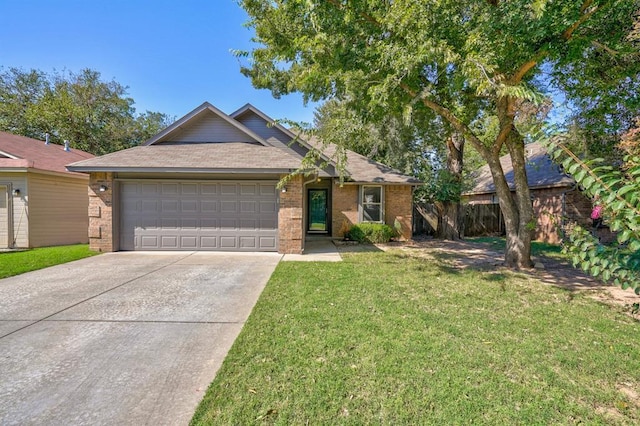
left=192, top=249, right=640, bottom=424
left=0, top=244, right=97, bottom=279
left=468, top=236, right=565, bottom=258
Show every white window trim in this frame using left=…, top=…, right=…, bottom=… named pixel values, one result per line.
left=360, top=185, right=384, bottom=223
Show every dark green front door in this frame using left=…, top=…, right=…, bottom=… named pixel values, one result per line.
left=308, top=189, right=328, bottom=232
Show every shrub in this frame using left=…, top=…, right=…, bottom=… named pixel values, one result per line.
left=349, top=223, right=396, bottom=243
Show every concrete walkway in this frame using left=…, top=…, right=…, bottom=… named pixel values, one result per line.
left=0, top=252, right=281, bottom=426
left=282, top=239, right=342, bottom=262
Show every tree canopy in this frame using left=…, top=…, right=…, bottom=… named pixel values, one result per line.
left=239, top=0, right=640, bottom=268
left=0, top=67, right=172, bottom=155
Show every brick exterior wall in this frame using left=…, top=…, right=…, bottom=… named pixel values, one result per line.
left=278, top=175, right=304, bottom=254
left=331, top=184, right=414, bottom=240
left=88, top=172, right=114, bottom=252
left=384, top=185, right=413, bottom=240
left=464, top=186, right=602, bottom=244
left=332, top=185, right=359, bottom=238
left=531, top=187, right=565, bottom=243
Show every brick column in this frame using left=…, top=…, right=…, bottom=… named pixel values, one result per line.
left=278, top=175, right=304, bottom=254
left=88, top=172, right=115, bottom=252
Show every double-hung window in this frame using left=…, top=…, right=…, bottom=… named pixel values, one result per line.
left=361, top=185, right=384, bottom=223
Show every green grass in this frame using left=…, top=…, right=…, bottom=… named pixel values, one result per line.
left=467, top=236, right=564, bottom=258
left=192, top=250, right=640, bottom=425
left=0, top=244, right=98, bottom=278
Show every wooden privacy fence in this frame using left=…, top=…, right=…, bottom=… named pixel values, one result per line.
left=414, top=203, right=505, bottom=237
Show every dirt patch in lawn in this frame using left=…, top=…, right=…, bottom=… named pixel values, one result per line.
left=359, top=238, right=640, bottom=314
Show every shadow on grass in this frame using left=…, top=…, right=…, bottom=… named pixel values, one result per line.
left=334, top=242, right=384, bottom=254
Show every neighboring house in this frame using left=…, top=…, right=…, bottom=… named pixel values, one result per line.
left=462, top=142, right=592, bottom=243
left=67, top=102, right=419, bottom=254
left=0, top=132, right=94, bottom=248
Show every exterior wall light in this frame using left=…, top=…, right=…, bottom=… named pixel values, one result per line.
left=12, top=189, right=20, bottom=196
left=281, top=187, right=287, bottom=193
left=99, top=185, right=108, bottom=192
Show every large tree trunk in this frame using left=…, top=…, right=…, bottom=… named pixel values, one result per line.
left=436, top=201, right=463, bottom=239
left=436, top=132, right=465, bottom=240
left=488, top=98, right=534, bottom=269
left=504, top=128, right=534, bottom=268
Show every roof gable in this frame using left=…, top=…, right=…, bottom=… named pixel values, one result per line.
left=144, top=102, right=270, bottom=146
left=68, top=102, right=419, bottom=184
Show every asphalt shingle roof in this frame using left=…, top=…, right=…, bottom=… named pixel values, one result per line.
left=0, top=132, right=93, bottom=176
left=67, top=143, right=303, bottom=171
left=465, top=142, right=575, bottom=195
left=309, top=140, right=421, bottom=184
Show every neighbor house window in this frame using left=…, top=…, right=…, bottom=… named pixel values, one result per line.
left=361, top=185, right=384, bottom=222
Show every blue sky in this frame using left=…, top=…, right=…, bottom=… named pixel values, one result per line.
left=0, top=0, right=318, bottom=123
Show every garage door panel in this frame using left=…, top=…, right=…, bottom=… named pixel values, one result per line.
left=220, top=184, right=238, bottom=195
left=260, top=201, right=276, bottom=213
left=260, top=218, right=277, bottom=229
left=240, top=184, right=257, bottom=195
left=200, top=236, right=217, bottom=248
left=201, top=218, right=218, bottom=229
left=181, top=183, right=198, bottom=195
left=181, top=218, right=198, bottom=229
left=200, top=184, right=217, bottom=195
left=219, top=236, right=237, bottom=249
left=161, top=183, right=179, bottom=195
left=259, top=236, right=277, bottom=249
left=120, top=181, right=278, bottom=251
left=220, top=201, right=237, bottom=213
left=260, top=184, right=276, bottom=195
left=140, top=235, right=159, bottom=249
left=161, top=218, right=179, bottom=229
left=161, top=235, right=179, bottom=249
left=240, top=219, right=257, bottom=230
left=142, top=183, right=159, bottom=195
left=180, top=236, right=198, bottom=249
left=239, top=236, right=257, bottom=249
left=181, top=200, right=198, bottom=212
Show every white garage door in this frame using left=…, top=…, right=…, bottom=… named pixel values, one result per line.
left=119, top=180, right=278, bottom=251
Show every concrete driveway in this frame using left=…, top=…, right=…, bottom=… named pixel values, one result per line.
left=0, top=251, right=281, bottom=426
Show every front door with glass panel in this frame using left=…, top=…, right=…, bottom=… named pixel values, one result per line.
left=308, top=189, right=328, bottom=232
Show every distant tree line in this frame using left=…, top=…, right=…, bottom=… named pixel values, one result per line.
left=0, top=67, right=173, bottom=155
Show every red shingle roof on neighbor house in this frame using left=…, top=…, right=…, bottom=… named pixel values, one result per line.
left=0, top=131, right=94, bottom=176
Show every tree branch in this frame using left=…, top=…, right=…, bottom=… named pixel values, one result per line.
left=400, top=83, right=489, bottom=158
left=325, top=0, right=382, bottom=27
left=563, top=3, right=602, bottom=40
left=508, top=2, right=603, bottom=84
left=509, top=52, right=546, bottom=83
left=580, top=0, right=594, bottom=14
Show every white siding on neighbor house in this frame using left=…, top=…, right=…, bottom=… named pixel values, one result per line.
left=0, top=185, right=8, bottom=247
left=27, top=173, right=89, bottom=247
left=0, top=173, right=28, bottom=248
left=162, top=110, right=258, bottom=144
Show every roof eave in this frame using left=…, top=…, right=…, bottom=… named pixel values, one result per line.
left=66, top=166, right=298, bottom=174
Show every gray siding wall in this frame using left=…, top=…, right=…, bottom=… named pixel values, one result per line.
left=162, top=111, right=258, bottom=143
left=28, top=173, right=89, bottom=247
left=236, top=113, right=309, bottom=157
